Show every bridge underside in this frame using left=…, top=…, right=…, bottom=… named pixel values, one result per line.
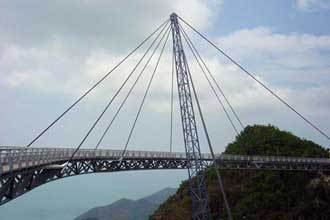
left=1, top=156, right=329, bottom=206
left=0, top=157, right=191, bottom=206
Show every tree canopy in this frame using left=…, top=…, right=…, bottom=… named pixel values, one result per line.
left=151, top=125, right=330, bottom=220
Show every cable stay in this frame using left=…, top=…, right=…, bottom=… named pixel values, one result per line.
left=24, top=19, right=169, bottom=148
left=119, top=27, right=171, bottom=161
left=186, top=47, right=234, bottom=220
left=169, top=47, right=175, bottom=153
left=178, top=15, right=330, bottom=143
left=67, top=23, right=170, bottom=162
left=178, top=20, right=233, bottom=220
left=179, top=24, right=245, bottom=131
left=95, top=25, right=172, bottom=150
left=179, top=25, right=241, bottom=136
left=19, top=13, right=329, bottom=220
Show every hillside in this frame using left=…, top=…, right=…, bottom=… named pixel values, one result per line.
left=150, top=125, right=330, bottom=220
left=75, top=187, right=176, bottom=220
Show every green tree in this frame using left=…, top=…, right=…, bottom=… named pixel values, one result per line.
left=151, top=125, right=330, bottom=220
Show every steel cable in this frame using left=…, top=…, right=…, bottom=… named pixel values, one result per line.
left=179, top=25, right=240, bottom=136
left=94, top=25, right=171, bottom=150
left=120, top=28, right=171, bottom=160
left=178, top=16, right=330, bottom=142
left=67, top=23, right=170, bottom=162
left=185, top=48, right=234, bottom=220
left=25, top=19, right=169, bottom=148
left=179, top=24, right=245, bottom=131
left=170, top=46, right=175, bottom=153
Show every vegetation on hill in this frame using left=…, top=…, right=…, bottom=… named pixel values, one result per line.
left=150, top=125, right=330, bottom=220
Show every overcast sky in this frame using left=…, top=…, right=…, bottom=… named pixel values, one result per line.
left=1, top=0, right=330, bottom=219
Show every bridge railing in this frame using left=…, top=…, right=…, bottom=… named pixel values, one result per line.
left=0, top=147, right=189, bottom=159
left=1, top=147, right=330, bottom=165
left=0, top=147, right=190, bottom=174
left=218, top=154, right=330, bottom=164
left=1, top=146, right=330, bottom=175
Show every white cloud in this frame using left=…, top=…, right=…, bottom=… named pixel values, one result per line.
left=296, top=0, right=330, bottom=11
left=218, top=27, right=330, bottom=53
left=0, top=0, right=220, bottom=53
left=215, top=26, right=330, bottom=85
left=0, top=0, right=221, bottom=97
left=1, top=0, right=330, bottom=148
left=2, top=24, right=330, bottom=118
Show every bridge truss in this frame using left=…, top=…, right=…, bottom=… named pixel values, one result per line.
left=2, top=13, right=330, bottom=220
left=1, top=147, right=330, bottom=206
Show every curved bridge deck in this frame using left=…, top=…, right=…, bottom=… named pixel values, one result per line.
left=1, top=146, right=330, bottom=206
left=0, top=147, right=194, bottom=175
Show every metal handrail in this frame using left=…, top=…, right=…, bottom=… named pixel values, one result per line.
left=1, top=146, right=330, bottom=174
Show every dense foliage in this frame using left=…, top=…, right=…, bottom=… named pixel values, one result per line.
left=150, top=125, right=330, bottom=220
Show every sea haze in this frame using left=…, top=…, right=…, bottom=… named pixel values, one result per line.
left=0, top=170, right=187, bottom=220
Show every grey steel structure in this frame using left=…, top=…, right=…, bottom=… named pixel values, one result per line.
left=1, top=14, right=330, bottom=220
left=170, top=13, right=210, bottom=220
left=1, top=147, right=330, bottom=206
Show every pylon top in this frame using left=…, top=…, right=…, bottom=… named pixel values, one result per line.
left=170, top=13, right=178, bottom=22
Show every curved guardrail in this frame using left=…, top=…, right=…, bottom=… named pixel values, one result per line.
left=1, top=146, right=330, bottom=175
left=0, top=146, right=329, bottom=206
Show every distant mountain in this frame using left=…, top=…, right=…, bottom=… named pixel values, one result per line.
left=74, top=187, right=176, bottom=220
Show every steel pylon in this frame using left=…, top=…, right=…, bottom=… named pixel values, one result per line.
left=170, top=13, right=210, bottom=220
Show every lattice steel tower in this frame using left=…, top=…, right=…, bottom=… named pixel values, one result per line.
left=170, top=13, right=210, bottom=220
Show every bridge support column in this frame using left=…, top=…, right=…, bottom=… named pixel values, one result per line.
left=170, top=13, right=210, bottom=220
